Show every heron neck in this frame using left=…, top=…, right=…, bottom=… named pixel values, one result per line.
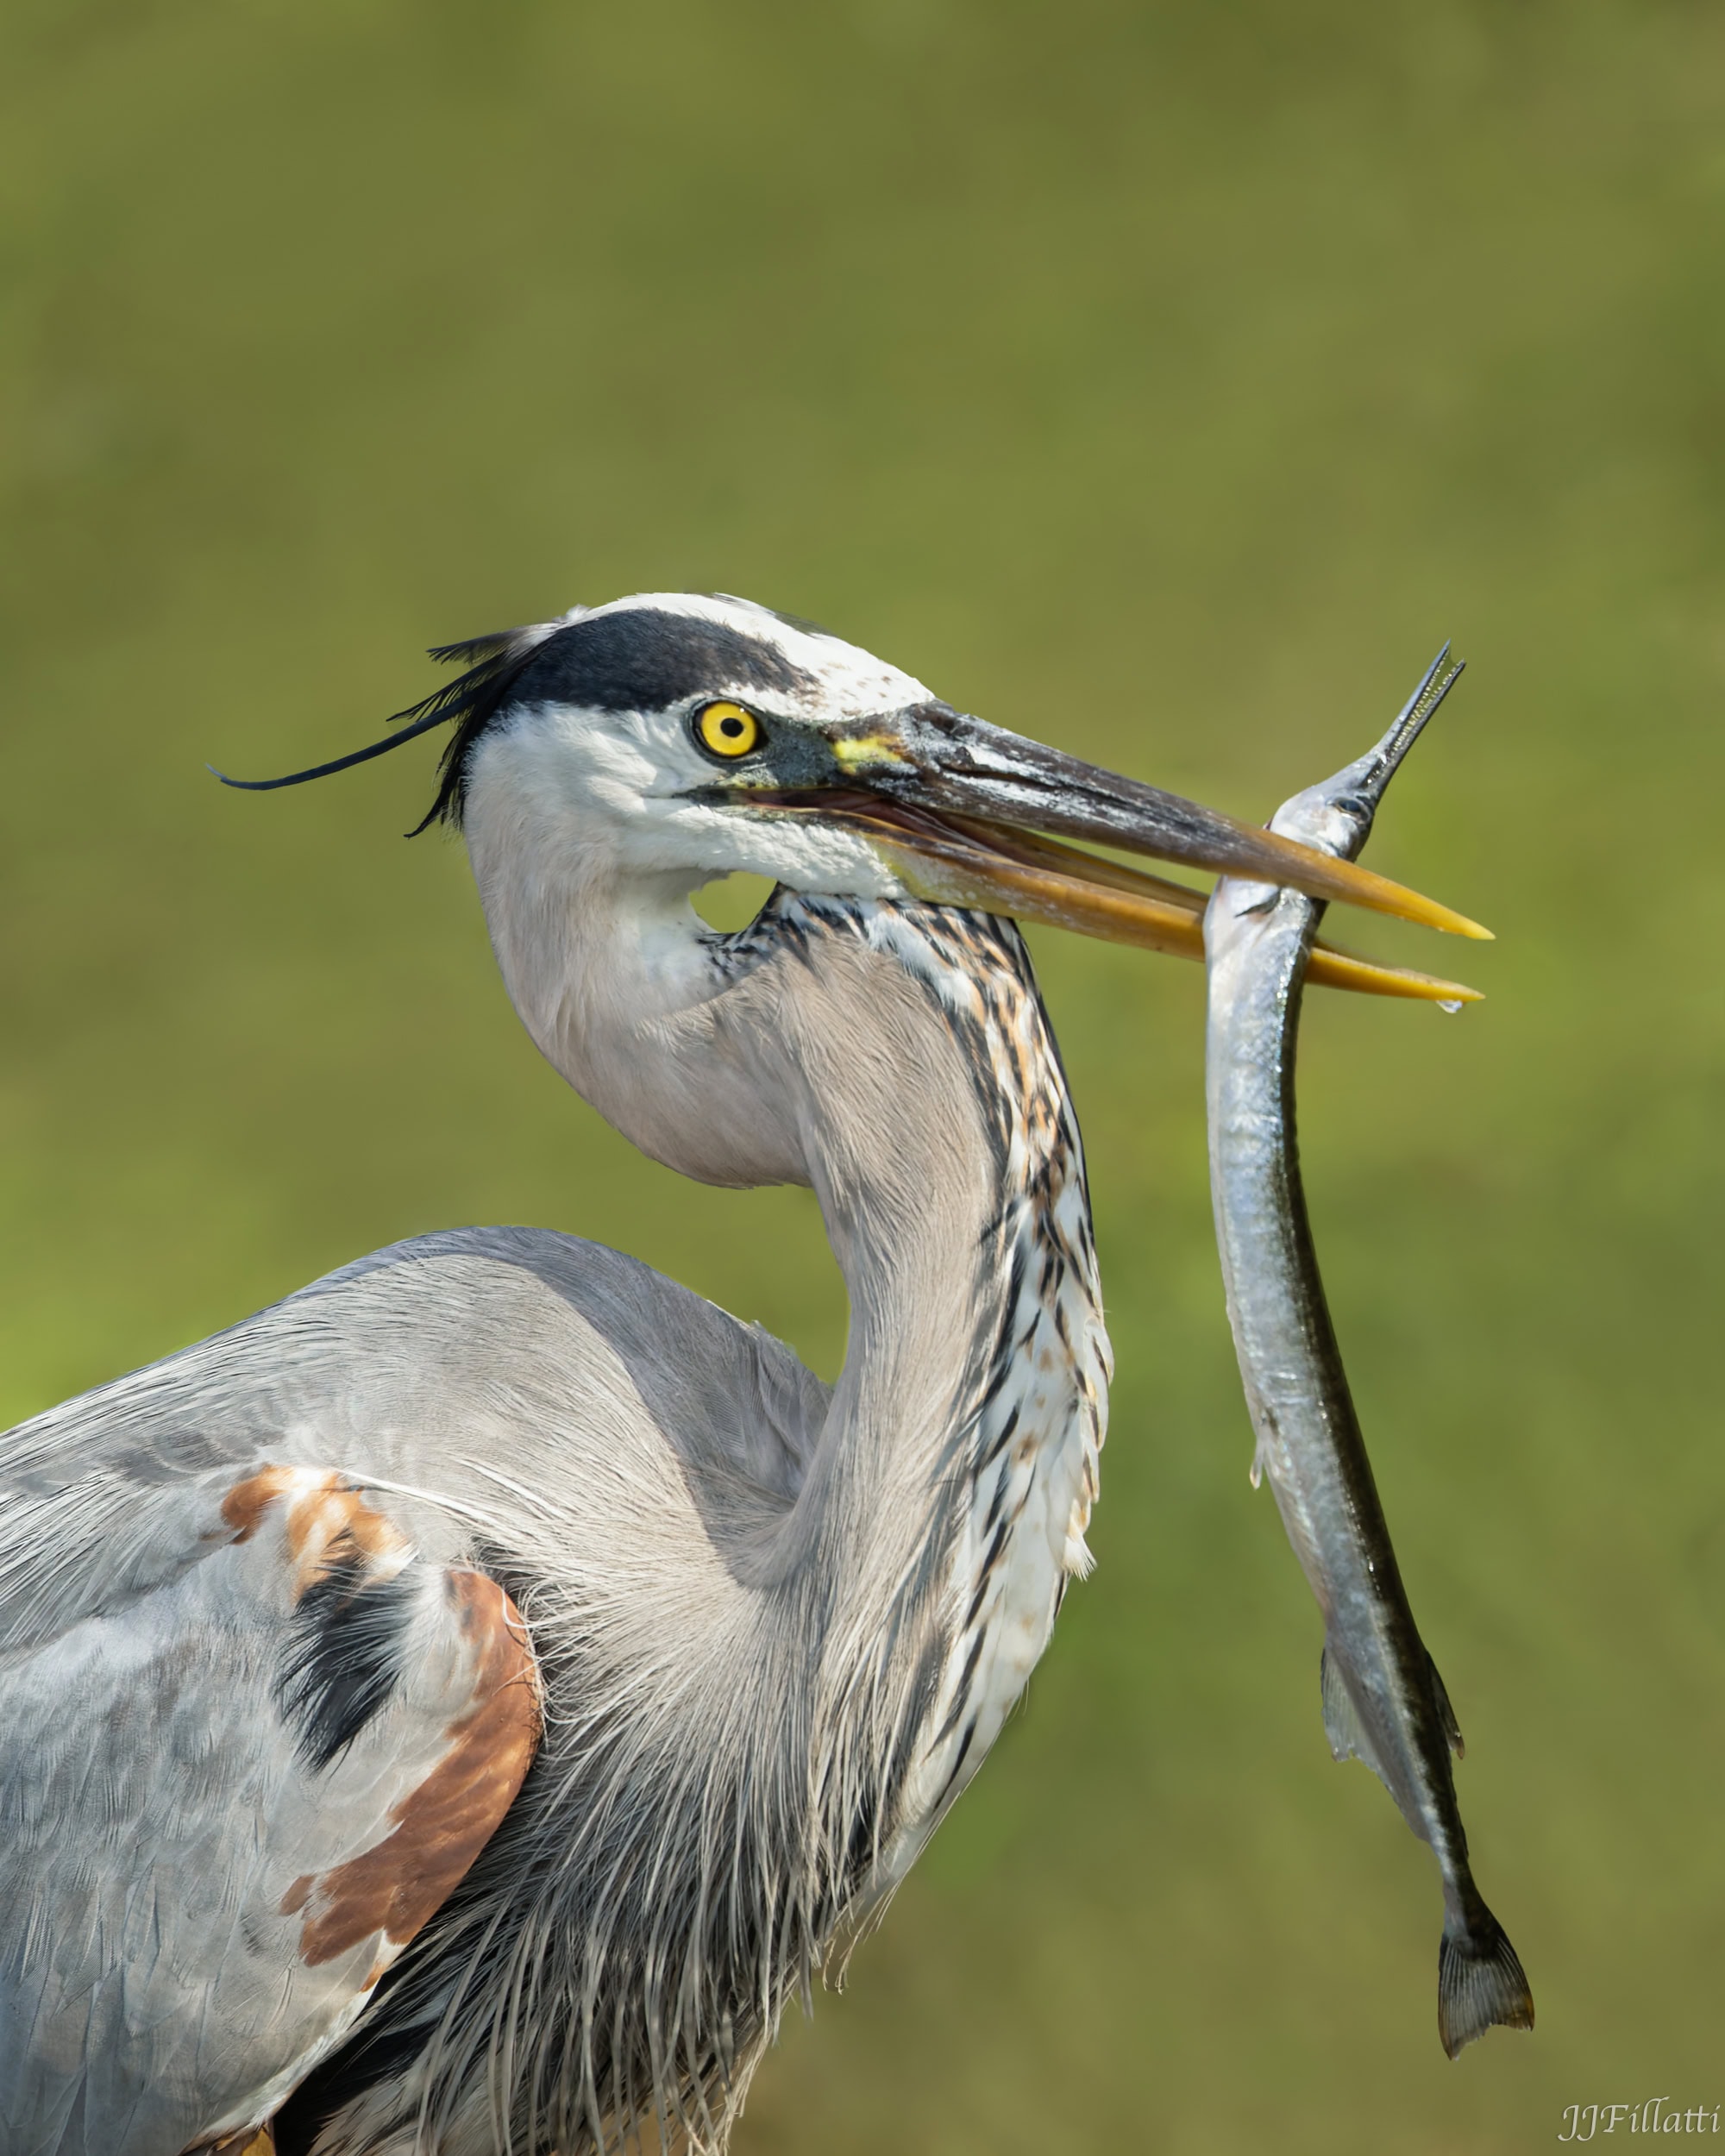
left=787, top=931, right=1009, bottom=1590
left=478, top=856, right=1068, bottom=1603
left=761, top=898, right=1106, bottom=1874
left=701, top=899, right=1065, bottom=1641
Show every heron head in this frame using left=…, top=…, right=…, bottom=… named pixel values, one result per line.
left=219, top=592, right=1486, bottom=984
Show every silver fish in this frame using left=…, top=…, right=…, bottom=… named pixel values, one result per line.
left=1203, top=651, right=1534, bottom=2059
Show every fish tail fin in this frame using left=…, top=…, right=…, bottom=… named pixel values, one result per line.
left=1438, top=1902, right=1534, bottom=2058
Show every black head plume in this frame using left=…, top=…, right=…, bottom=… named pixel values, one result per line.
left=210, top=624, right=560, bottom=836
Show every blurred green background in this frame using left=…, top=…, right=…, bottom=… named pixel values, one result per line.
left=3, top=1, right=1722, bottom=2148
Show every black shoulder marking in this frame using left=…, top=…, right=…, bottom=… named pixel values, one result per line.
left=420, top=606, right=817, bottom=828
left=274, top=1555, right=417, bottom=1772
left=272, top=2005, right=430, bottom=2155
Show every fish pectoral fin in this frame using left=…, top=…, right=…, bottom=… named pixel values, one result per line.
left=1427, top=1651, right=1465, bottom=1760
left=1319, top=1643, right=1394, bottom=1793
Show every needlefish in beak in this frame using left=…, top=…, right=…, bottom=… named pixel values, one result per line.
left=1202, top=649, right=1534, bottom=2059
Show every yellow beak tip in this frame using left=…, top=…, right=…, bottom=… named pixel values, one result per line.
left=1392, top=895, right=1493, bottom=942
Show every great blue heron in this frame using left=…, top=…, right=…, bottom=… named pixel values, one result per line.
left=0, top=595, right=1483, bottom=2156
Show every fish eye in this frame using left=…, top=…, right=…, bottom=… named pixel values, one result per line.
left=693, top=701, right=762, bottom=760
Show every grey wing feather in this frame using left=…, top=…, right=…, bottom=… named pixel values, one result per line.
left=0, top=1458, right=539, bottom=2156
left=0, top=1226, right=825, bottom=2154
left=1, top=1227, right=828, bottom=1633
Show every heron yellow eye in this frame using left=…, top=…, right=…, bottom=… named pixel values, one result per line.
left=694, top=701, right=761, bottom=759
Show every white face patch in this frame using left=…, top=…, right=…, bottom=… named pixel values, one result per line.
left=465, top=705, right=909, bottom=904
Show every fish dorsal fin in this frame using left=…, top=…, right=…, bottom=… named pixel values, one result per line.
left=1320, top=1642, right=1394, bottom=1794
left=1427, top=1651, right=1465, bottom=1759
